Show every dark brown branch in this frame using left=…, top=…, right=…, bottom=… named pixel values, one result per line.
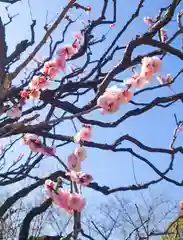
left=19, top=199, right=52, bottom=240
left=6, top=20, right=36, bottom=67
left=0, top=17, right=7, bottom=85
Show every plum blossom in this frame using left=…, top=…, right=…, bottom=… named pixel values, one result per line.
left=126, top=74, right=147, bottom=89
left=22, top=133, right=40, bottom=145
left=160, top=29, right=168, bottom=43
left=143, top=16, right=155, bottom=26
left=29, top=89, right=41, bottom=99
left=67, top=152, right=81, bottom=172
left=29, top=76, right=49, bottom=90
left=157, top=74, right=171, bottom=85
left=44, top=180, right=85, bottom=213
left=42, top=60, right=59, bottom=79
left=7, top=105, right=22, bottom=119
left=55, top=57, right=66, bottom=71
left=121, top=89, right=133, bottom=103
left=141, top=56, right=161, bottom=76
left=179, top=201, right=183, bottom=216
left=67, top=146, right=87, bottom=171
left=67, top=193, right=85, bottom=212
left=97, top=86, right=133, bottom=113
left=74, top=146, right=87, bottom=161
left=109, top=23, right=116, bottom=28
left=57, top=44, right=78, bottom=60
left=20, top=89, right=30, bottom=99
left=74, top=124, right=92, bottom=143
left=78, top=172, right=93, bottom=186
left=97, top=94, right=121, bottom=114
left=44, top=180, right=72, bottom=212
left=65, top=171, right=78, bottom=182
left=73, top=32, right=83, bottom=41
left=127, top=57, right=161, bottom=89
left=23, top=134, right=55, bottom=156
left=66, top=171, right=93, bottom=186
left=72, top=40, right=80, bottom=51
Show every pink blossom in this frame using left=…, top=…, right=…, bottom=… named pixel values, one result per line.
left=67, top=193, right=85, bottom=212
left=29, top=76, right=49, bottom=90
left=109, top=23, right=116, bottom=28
left=74, top=124, right=92, bottom=143
left=22, top=134, right=55, bottom=156
left=127, top=57, right=161, bottom=89
left=44, top=180, right=86, bottom=214
left=140, top=56, right=161, bottom=84
left=20, top=90, right=30, bottom=99
left=157, top=74, right=171, bottom=85
left=55, top=57, right=66, bottom=71
left=127, top=74, right=147, bottom=89
left=120, top=89, right=133, bottom=103
left=7, top=105, right=22, bottom=119
left=58, top=190, right=73, bottom=213
left=160, top=29, right=168, bottom=43
left=57, top=45, right=77, bottom=60
left=22, top=134, right=39, bottom=145
left=143, top=17, right=155, bottom=26
left=105, top=86, right=133, bottom=103
left=72, top=40, right=80, bottom=51
left=29, top=89, right=41, bottom=99
left=78, top=172, right=93, bottom=186
left=44, top=180, right=72, bottom=212
left=179, top=201, right=183, bottom=216
left=73, top=32, right=83, bottom=41
left=74, top=146, right=87, bottom=161
left=141, top=56, right=161, bottom=74
left=151, top=56, right=161, bottom=73
left=105, top=85, right=122, bottom=98
left=44, top=179, right=57, bottom=198
left=97, top=93, right=121, bottom=114
left=43, top=60, right=59, bottom=79
left=37, top=146, right=56, bottom=156
left=66, top=171, right=93, bottom=186
left=65, top=171, right=79, bottom=182
left=97, top=85, right=133, bottom=113
left=67, top=152, right=81, bottom=172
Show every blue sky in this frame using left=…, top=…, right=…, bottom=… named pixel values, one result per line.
left=0, top=0, right=183, bottom=237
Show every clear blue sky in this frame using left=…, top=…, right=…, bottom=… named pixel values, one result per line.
left=0, top=0, right=183, bottom=237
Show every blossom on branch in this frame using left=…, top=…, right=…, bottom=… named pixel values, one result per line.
left=23, top=134, right=56, bottom=156
left=67, top=146, right=87, bottom=172
left=97, top=85, right=133, bottom=114
left=29, top=76, right=49, bottom=90
left=66, top=171, right=93, bottom=186
left=74, top=125, right=92, bottom=143
left=143, top=16, right=155, bottom=26
left=157, top=73, right=171, bottom=85
left=44, top=179, right=85, bottom=213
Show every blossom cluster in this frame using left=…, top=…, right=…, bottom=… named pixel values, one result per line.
left=6, top=15, right=174, bottom=216
left=43, top=124, right=93, bottom=213
left=97, top=56, right=164, bottom=114
left=44, top=179, right=85, bottom=213
left=6, top=32, right=83, bottom=119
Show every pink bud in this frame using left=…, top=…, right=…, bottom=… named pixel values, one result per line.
left=109, top=23, right=116, bottom=28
